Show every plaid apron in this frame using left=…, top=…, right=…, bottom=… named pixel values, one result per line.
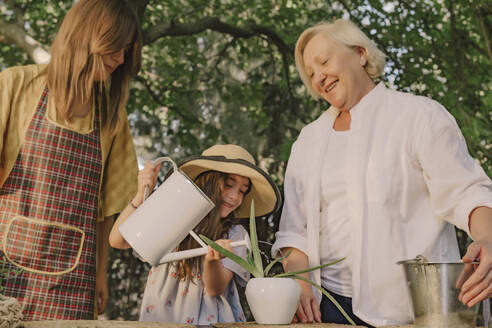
left=0, top=87, right=102, bottom=320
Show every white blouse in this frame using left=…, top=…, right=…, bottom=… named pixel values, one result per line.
left=320, top=130, right=352, bottom=297
left=272, top=83, right=492, bottom=326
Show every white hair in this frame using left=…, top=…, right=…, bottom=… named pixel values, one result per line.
left=295, top=19, right=386, bottom=100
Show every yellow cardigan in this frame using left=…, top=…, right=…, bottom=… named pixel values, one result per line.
left=0, top=64, right=138, bottom=222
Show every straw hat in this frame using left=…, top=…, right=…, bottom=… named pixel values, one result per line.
left=178, top=144, right=281, bottom=218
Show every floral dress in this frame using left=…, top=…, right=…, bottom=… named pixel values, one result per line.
left=139, top=224, right=250, bottom=325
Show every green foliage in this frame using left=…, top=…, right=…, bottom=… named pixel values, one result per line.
left=0, top=258, right=23, bottom=293
left=248, top=200, right=264, bottom=275
left=106, top=247, right=150, bottom=320
left=1, top=0, right=490, bottom=320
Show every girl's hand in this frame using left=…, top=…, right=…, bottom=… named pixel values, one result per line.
left=205, top=239, right=232, bottom=263
left=203, top=239, right=235, bottom=296
left=132, top=162, right=161, bottom=207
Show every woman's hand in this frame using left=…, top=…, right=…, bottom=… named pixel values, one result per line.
left=205, top=239, right=232, bottom=263
left=95, top=270, right=108, bottom=314
left=96, top=219, right=111, bottom=312
left=280, top=247, right=322, bottom=323
left=459, top=206, right=492, bottom=307
left=458, top=239, right=492, bottom=307
left=292, top=280, right=322, bottom=323
left=132, top=162, right=161, bottom=207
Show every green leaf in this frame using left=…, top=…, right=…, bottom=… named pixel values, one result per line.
left=273, top=258, right=345, bottom=278
left=248, top=199, right=264, bottom=277
left=290, top=275, right=356, bottom=326
left=199, top=234, right=262, bottom=278
left=246, top=248, right=255, bottom=267
left=264, top=248, right=293, bottom=277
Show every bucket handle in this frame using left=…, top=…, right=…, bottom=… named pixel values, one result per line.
left=483, top=298, right=490, bottom=328
left=143, top=157, right=178, bottom=200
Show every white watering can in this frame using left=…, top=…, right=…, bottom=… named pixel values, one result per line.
left=118, top=157, right=250, bottom=267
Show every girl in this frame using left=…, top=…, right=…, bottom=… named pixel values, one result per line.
left=0, top=0, right=142, bottom=320
left=110, top=144, right=281, bottom=325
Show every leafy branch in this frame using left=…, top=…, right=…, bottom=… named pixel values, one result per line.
left=0, top=257, right=23, bottom=293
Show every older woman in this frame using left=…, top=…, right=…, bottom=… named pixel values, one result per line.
left=272, top=19, right=492, bottom=327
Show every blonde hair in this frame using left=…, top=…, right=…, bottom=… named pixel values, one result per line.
left=46, top=0, right=142, bottom=133
left=295, top=19, right=386, bottom=100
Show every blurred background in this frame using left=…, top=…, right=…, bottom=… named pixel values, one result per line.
left=1, top=0, right=490, bottom=321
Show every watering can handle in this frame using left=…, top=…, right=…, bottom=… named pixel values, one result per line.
left=143, top=157, right=178, bottom=200
left=157, top=239, right=249, bottom=265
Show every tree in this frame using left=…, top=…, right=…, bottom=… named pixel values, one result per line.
left=1, top=0, right=490, bottom=320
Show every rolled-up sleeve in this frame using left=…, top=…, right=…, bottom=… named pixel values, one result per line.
left=271, top=139, right=310, bottom=258
left=414, top=99, right=492, bottom=236
left=0, top=69, right=13, bottom=157
left=99, top=111, right=138, bottom=221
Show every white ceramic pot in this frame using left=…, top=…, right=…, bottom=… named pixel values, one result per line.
left=245, top=277, right=301, bottom=325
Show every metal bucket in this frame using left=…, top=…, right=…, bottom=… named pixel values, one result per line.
left=398, top=256, right=480, bottom=328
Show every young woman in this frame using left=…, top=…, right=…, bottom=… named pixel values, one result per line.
left=0, top=0, right=142, bottom=320
left=109, top=144, right=281, bottom=325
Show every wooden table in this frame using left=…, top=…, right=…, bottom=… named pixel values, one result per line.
left=214, top=323, right=411, bottom=328
left=19, top=321, right=487, bottom=328
left=215, top=323, right=369, bottom=327
left=20, top=321, right=193, bottom=328
left=19, top=321, right=410, bottom=328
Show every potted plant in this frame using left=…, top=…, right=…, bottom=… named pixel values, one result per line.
left=201, top=200, right=356, bottom=325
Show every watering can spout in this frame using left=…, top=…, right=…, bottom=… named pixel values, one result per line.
left=158, top=238, right=250, bottom=265
left=153, top=225, right=251, bottom=265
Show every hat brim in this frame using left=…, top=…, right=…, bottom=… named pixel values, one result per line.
left=177, top=156, right=281, bottom=218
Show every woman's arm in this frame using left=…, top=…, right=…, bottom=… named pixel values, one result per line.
left=109, top=162, right=160, bottom=249
left=282, top=247, right=321, bottom=323
left=202, top=239, right=234, bottom=297
left=459, top=206, right=492, bottom=306
left=468, top=206, right=492, bottom=244
left=414, top=100, right=492, bottom=235
left=412, top=101, right=492, bottom=306
left=96, top=217, right=112, bottom=314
